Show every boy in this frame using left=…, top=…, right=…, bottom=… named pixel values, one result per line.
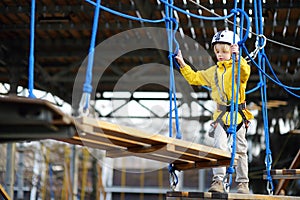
left=175, top=30, right=254, bottom=193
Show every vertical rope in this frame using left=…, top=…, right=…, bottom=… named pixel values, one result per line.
left=224, top=0, right=251, bottom=191
left=79, top=0, right=102, bottom=114
left=28, top=0, right=36, bottom=98
left=165, top=0, right=182, bottom=190
left=256, top=0, right=274, bottom=194
left=223, top=0, right=239, bottom=191
left=165, top=0, right=182, bottom=139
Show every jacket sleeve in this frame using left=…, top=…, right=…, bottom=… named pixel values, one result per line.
left=239, top=57, right=251, bottom=83
left=179, top=64, right=212, bottom=87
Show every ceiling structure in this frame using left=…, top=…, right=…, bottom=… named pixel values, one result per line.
left=0, top=0, right=299, bottom=125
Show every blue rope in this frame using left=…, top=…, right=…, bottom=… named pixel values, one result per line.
left=242, top=46, right=300, bottom=95
left=164, top=1, right=182, bottom=189
left=225, top=0, right=253, bottom=190
left=165, top=0, right=182, bottom=139
left=245, top=81, right=264, bottom=94
left=160, top=0, right=235, bottom=21
left=224, top=1, right=239, bottom=189
left=257, top=0, right=274, bottom=194
left=28, top=0, right=36, bottom=98
left=79, top=0, right=102, bottom=113
left=242, top=45, right=300, bottom=99
left=86, top=0, right=165, bottom=23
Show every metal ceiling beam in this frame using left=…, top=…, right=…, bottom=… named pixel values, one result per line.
left=1, top=2, right=299, bottom=15
left=28, top=48, right=300, bottom=63
left=1, top=19, right=298, bottom=32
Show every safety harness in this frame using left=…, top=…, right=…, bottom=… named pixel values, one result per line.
left=210, top=63, right=250, bottom=136
left=209, top=102, right=250, bottom=137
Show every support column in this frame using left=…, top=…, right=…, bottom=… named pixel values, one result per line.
left=70, top=145, right=79, bottom=200
left=102, top=157, right=113, bottom=200
left=30, top=143, right=41, bottom=200
left=16, top=143, right=25, bottom=200
left=5, top=143, right=15, bottom=199
left=198, top=169, right=205, bottom=192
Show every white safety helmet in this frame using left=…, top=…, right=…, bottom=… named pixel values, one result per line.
left=211, top=30, right=240, bottom=46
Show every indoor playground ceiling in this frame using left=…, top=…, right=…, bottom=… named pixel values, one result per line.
left=0, top=0, right=299, bottom=117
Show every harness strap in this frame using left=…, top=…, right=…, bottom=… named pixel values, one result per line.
left=213, top=102, right=250, bottom=134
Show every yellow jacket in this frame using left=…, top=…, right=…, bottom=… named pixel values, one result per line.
left=180, top=57, right=254, bottom=125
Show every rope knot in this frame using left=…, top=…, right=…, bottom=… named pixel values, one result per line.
left=227, top=127, right=235, bottom=135
left=164, top=17, right=177, bottom=23
left=230, top=9, right=238, bottom=15
left=227, top=167, right=235, bottom=174
left=83, top=83, right=93, bottom=93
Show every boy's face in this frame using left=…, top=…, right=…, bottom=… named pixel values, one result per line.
left=214, top=43, right=231, bottom=62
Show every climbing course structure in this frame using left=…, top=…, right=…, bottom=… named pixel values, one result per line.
left=0, top=0, right=299, bottom=199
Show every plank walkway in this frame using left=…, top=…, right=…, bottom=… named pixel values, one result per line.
left=65, top=117, right=236, bottom=170
left=0, top=95, right=75, bottom=142
left=0, top=95, right=236, bottom=171
left=166, top=191, right=300, bottom=200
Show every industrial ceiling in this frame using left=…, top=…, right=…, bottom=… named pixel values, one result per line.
left=0, top=0, right=299, bottom=124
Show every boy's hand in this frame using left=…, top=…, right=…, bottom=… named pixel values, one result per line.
left=231, top=44, right=239, bottom=60
left=175, top=50, right=187, bottom=68
left=231, top=44, right=239, bottom=54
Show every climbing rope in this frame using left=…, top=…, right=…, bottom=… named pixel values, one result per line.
left=28, top=0, right=36, bottom=98
left=223, top=0, right=254, bottom=192
left=255, top=0, right=273, bottom=194
left=165, top=0, right=182, bottom=139
left=78, top=0, right=102, bottom=115
left=165, top=0, right=183, bottom=189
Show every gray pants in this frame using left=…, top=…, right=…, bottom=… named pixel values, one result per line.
left=212, top=123, right=249, bottom=183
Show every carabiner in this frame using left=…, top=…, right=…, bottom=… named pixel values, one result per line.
left=222, top=174, right=231, bottom=193
left=169, top=172, right=177, bottom=191
left=267, top=181, right=274, bottom=195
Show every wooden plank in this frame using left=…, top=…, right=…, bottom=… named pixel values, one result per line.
left=290, top=129, right=300, bottom=134
left=172, top=159, right=233, bottom=171
left=166, top=191, right=300, bottom=200
left=61, top=136, right=126, bottom=151
left=0, top=96, right=76, bottom=142
left=263, top=169, right=300, bottom=179
left=75, top=116, right=237, bottom=170
left=106, top=143, right=218, bottom=164
left=79, top=117, right=233, bottom=159
left=107, top=145, right=195, bottom=164
left=107, top=147, right=193, bottom=165
left=0, top=95, right=73, bottom=124
left=78, top=125, right=150, bottom=148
